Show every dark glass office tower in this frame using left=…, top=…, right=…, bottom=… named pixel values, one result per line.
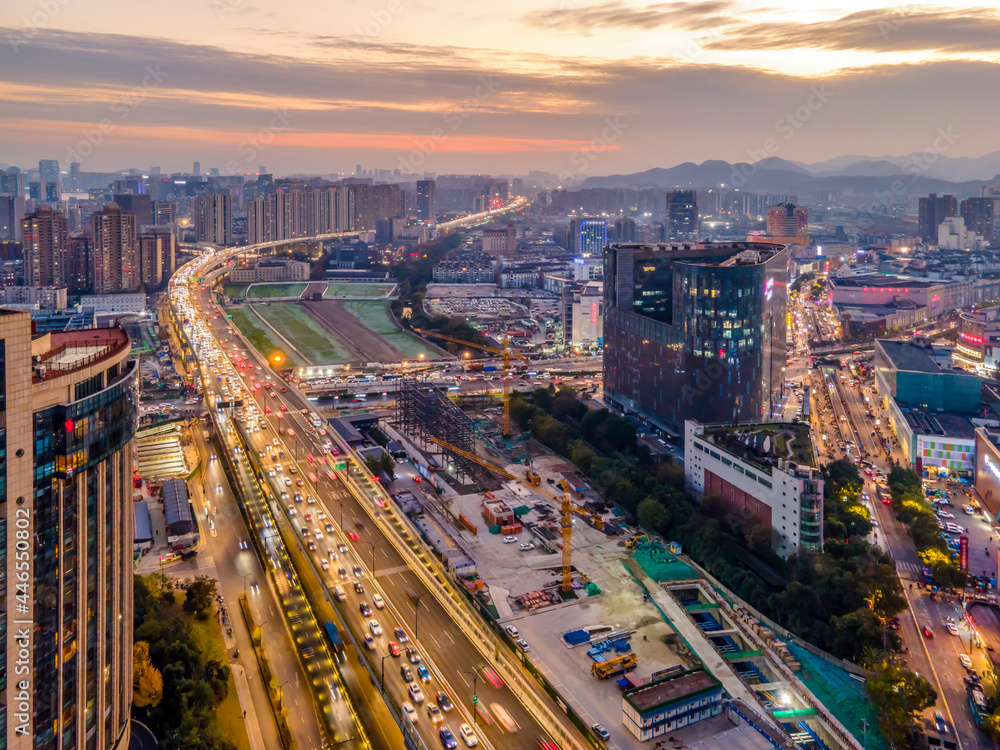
left=604, top=242, right=788, bottom=433
left=665, top=190, right=698, bottom=242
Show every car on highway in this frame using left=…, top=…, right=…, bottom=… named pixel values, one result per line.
left=394, top=627, right=409, bottom=643
left=923, top=625, right=933, bottom=638
left=960, top=654, right=973, bottom=670
left=402, top=701, right=418, bottom=724
left=438, top=727, right=458, bottom=750
left=516, top=638, right=530, bottom=652
left=314, top=529, right=324, bottom=539
left=406, top=647, right=421, bottom=664
left=505, top=625, right=519, bottom=637
left=321, top=559, right=329, bottom=571
left=417, top=664, right=431, bottom=683
left=458, top=723, right=478, bottom=747
left=592, top=724, right=610, bottom=741
left=373, top=594, right=384, bottom=609
left=287, top=505, right=297, bottom=515
left=348, top=531, right=360, bottom=541
left=363, top=634, right=376, bottom=650
left=427, top=704, right=443, bottom=725
left=436, top=692, right=453, bottom=713
left=216, top=484, right=223, bottom=494
left=400, top=664, right=413, bottom=682
left=338, top=543, right=348, bottom=553
left=388, top=641, right=401, bottom=657
left=407, top=682, right=424, bottom=703
left=370, top=619, right=382, bottom=636
left=946, top=622, right=959, bottom=635
left=354, top=582, right=365, bottom=594
left=359, top=602, right=371, bottom=616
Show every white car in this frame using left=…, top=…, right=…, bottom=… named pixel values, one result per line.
left=516, top=638, right=530, bottom=652
left=458, top=723, right=478, bottom=747
left=407, top=682, right=424, bottom=703
left=369, top=619, right=383, bottom=636
left=287, top=505, right=297, bottom=515
left=216, top=484, right=223, bottom=494
left=519, top=543, right=534, bottom=551
left=946, top=622, right=959, bottom=636
left=936, top=511, right=955, bottom=519
left=502, top=536, right=518, bottom=544
left=321, top=559, right=329, bottom=571
left=960, top=653, right=973, bottom=670
left=314, top=529, right=324, bottom=539
left=373, top=594, right=385, bottom=609
left=505, top=625, right=519, bottom=638
left=402, top=701, right=418, bottom=723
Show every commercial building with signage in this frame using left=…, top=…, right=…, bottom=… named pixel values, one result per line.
left=0, top=311, right=138, bottom=750
left=604, top=242, right=788, bottom=434
left=955, top=306, right=1000, bottom=373
left=875, top=338, right=984, bottom=474
left=975, top=428, right=1000, bottom=519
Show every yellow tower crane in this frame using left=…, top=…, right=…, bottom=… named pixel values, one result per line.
left=410, top=328, right=530, bottom=437
left=426, top=437, right=603, bottom=592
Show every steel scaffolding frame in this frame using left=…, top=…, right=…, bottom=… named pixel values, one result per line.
left=395, top=377, right=480, bottom=482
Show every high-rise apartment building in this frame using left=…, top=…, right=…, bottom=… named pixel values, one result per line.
left=112, top=194, right=153, bottom=230
left=67, top=233, right=93, bottom=294
left=0, top=310, right=137, bottom=750
left=960, top=197, right=995, bottom=243
left=0, top=170, right=25, bottom=198
left=766, top=203, right=808, bottom=240
left=569, top=218, right=608, bottom=257
left=918, top=193, right=957, bottom=243
left=90, top=204, right=139, bottom=293
left=604, top=242, right=788, bottom=433
left=194, top=194, right=233, bottom=246
left=613, top=217, right=637, bottom=243
left=416, top=179, right=437, bottom=222
left=153, top=200, right=175, bottom=225
left=38, top=159, right=60, bottom=185
left=0, top=196, right=26, bottom=243
left=137, top=232, right=176, bottom=287
left=21, top=206, right=68, bottom=287
left=665, top=190, right=699, bottom=242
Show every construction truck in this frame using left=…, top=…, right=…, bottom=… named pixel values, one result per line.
left=591, top=653, right=638, bottom=679
left=625, top=534, right=649, bottom=549
left=525, top=469, right=541, bottom=486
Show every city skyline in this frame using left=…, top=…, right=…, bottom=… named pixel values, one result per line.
left=2, top=0, right=1000, bottom=174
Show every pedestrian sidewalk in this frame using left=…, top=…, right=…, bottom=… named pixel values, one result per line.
left=229, top=664, right=267, bottom=750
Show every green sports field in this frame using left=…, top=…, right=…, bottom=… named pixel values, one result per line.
left=342, top=301, right=441, bottom=359
left=246, top=283, right=307, bottom=299
left=223, top=284, right=249, bottom=298
left=228, top=308, right=305, bottom=367
left=323, top=282, right=396, bottom=298
left=254, top=304, right=352, bottom=364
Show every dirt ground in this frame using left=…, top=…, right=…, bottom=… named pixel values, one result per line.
left=301, top=300, right=408, bottom=363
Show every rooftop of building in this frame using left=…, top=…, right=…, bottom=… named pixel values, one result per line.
left=893, top=405, right=978, bottom=439
left=876, top=338, right=957, bottom=374
left=30, top=325, right=131, bottom=383
left=829, top=274, right=941, bottom=289
left=610, top=241, right=785, bottom=265
left=699, top=421, right=815, bottom=469
left=623, top=668, right=720, bottom=713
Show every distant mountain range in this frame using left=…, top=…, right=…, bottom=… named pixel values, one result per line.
left=580, top=152, right=1000, bottom=197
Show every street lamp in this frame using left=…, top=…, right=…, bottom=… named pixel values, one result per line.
left=380, top=654, right=390, bottom=688
left=361, top=540, right=382, bottom=578
left=411, top=592, right=431, bottom=640
left=277, top=679, right=289, bottom=707
left=461, top=664, right=489, bottom=725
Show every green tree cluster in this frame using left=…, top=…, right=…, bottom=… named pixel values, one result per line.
left=383, top=233, right=462, bottom=296
left=364, top=451, right=395, bottom=480
left=887, top=466, right=966, bottom=587
left=133, top=575, right=236, bottom=750
left=509, top=387, right=906, bottom=661
left=866, top=661, right=937, bottom=747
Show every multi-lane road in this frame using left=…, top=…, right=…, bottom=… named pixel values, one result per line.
left=173, top=247, right=588, bottom=750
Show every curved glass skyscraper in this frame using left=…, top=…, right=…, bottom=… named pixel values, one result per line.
left=0, top=311, right=137, bottom=750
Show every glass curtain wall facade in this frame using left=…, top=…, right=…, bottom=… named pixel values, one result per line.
left=0, top=311, right=136, bottom=750
left=604, top=242, right=788, bottom=433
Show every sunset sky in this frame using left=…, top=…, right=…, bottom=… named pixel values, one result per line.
left=2, top=0, right=999, bottom=176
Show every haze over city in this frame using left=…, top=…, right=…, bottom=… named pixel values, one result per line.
left=3, top=0, right=1000, bottom=175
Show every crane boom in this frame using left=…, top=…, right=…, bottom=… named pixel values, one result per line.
left=427, top=437, right=603, bottom=592
left=411, top=328, right=530, bottom=437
